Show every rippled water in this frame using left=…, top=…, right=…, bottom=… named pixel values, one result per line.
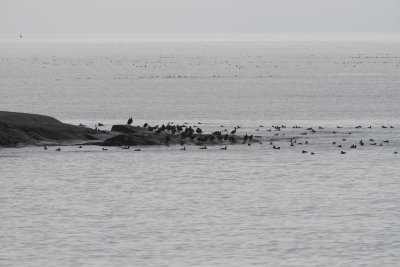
left=1, top=35, right=400, bottom=266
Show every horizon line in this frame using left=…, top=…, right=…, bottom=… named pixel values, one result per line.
left=1, top=32, right=400, bottom=43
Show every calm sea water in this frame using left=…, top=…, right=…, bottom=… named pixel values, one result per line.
left=1, top=34, right=400, bottom=266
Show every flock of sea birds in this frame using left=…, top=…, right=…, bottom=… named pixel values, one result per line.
left=45, top=117, right=398, bottom=155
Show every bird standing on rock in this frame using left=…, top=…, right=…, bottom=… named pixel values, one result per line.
left=127, top=117, right=133, bottom=125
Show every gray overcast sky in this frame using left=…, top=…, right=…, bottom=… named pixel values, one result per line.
left=0, top=0, right=399, bottom=34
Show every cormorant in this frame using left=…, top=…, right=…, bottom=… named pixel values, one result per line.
left=127, top=117, right=133, bottom=125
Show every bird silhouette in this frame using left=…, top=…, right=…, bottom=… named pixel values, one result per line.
left=127, top=117, right=133, bottom=125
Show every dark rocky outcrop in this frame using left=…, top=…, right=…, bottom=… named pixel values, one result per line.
left=111, top=124, right=140, bottom=134
left=0, top=111, right=261, bottom=148
left=0, top=111, right=107, bottom=147
left=102, top=125, right=182, bottom=146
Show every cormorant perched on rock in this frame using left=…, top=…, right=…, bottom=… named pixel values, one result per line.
left=127, top=117, right=133, bottom=125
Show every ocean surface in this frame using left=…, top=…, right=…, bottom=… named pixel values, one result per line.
left=1, top=34, right=400, bottom=266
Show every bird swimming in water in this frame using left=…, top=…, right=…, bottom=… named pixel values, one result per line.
left=102, top=148, right=108, bottom=151
left=43, top=144, right=47, bottom=150
left=221, top=146, right=227, bottom=150
left=181, top=146, right=186, bottom=151
left=341, top=151, right=346, bottom=154
left=127, top=117, right=133, bottom=125
left=200, top=146, right=207, bottom=149
left=56, top=148, right=61, bottom=151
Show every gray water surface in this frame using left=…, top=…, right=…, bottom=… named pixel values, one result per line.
left=1, top=35, right=400, bottom=266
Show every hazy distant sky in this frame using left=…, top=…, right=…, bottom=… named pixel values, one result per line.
left=1, top=0, right=399, bottom=34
